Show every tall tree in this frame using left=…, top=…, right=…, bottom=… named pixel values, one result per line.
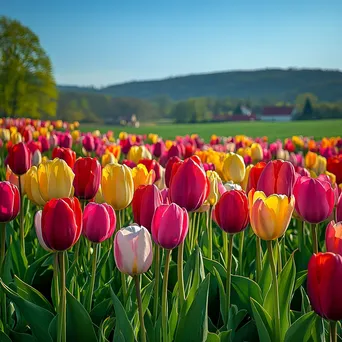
left=0, top=16, right=57, bottom=118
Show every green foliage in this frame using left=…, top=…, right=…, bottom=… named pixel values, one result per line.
left=0, top=16, right=57, bottom=118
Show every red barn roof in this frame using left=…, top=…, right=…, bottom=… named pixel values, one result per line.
left=262, top=106, right=294, bottom=116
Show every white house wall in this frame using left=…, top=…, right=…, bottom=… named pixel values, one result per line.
left=260, top=115, right=292, bottom=122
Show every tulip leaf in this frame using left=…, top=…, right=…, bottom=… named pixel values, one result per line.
left=219, top=330, right=232, bottom=342
left=250, top=298, right=273, bottom=342
left=203, top=257, right=227, bottom=280
left=65, top=289, right=98, bottom=341
left=9, top=238, right=28, bottom=279
left=0, top=331, right=12, bottom=342
left=231, top=275, right=263, bottom=316
left=294, top=270, right=307, bottom=292
left=110, top=288, right=135, bottom=342
left=12, top=275, right=54, bottom=313
left=24, top=253, right=50, bottom=285
left=9, top=330, right=37, bottom=342
left=174, top=275, right=210, bottom=342
left=284, top=311, right=317, bottom=342
left=99, top=317, right=115, bottom=342
left=259, top=245, right=278, bottom=298
left=300, top=287, right=311, bottom=314
left=90, top=298, right=112, bottom=327
left=168, top=297, right=179, bottom=342
left=0, top=280, right=54, bottom=342
left=206, top=332, right=220, bottom=342
left=212, top=267, right=226, bottom=326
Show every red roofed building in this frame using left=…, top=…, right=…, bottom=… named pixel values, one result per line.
left=261, top=106, right=296, bottom=122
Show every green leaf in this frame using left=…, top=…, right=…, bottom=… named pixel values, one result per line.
left=231, top=275, right=263, bottom=315
left=12, top=275, right=54, bottom=313
left=250, top=298, right=273, bottom=342
left=141, top=279, right=155, bottom=315
left=169, top=298, right=179, bottom=342
left=213, top=267, right=226, bottom=325
left=206, top=332, right=220, bottom=342
left=9, top=238, right=28, bottom=278
left=90, top=298, right=112, bottom=327
left=294, top=270, right=307, bottom=292
left=0, top=280, right=54, bottom=342
left=284, top=311, right=316, bottom=342
left=9, top=331, right=37, bottom=342
left=0, top=331, right=11, bottom=342
left=219, top=330, right=231, bottom=342
left=66, top=290, right=98, bottom=342
left=110, top=288, right=135, bottom=342
left=300, top=287, right=311, bottom=314
left=174, top=275, right=210, bottom=342
left=24, top=253, right=50, bottom=285
left=203, top=257, right=227, bottom=280
left=99, top=317, right=115, bottom=342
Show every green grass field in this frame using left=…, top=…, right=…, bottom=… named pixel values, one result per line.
left=81, top=119, right=342, bottom=142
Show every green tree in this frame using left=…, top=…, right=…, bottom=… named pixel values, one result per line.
left=0, top=16, right=57, bottom=118
left=302, top=97, right=313, bottom=119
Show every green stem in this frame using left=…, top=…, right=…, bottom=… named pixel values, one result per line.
left=0, top=223, right=7, bottom=331
left=58, top=252, right=66, bottom=342
left=238, top=230, right=244, bottom=276
left=177, top=242, right=185, bottom=309
left=53, top=252, right=60, bottom=310
left=153, top=245, right=161, bottom=322
left=267, top=241, right=281, bottom=342
left=193, top=212, right=200, bottom=248
left=207, top=208, right=213, bottom=259
left=330, top=320, right=337, bottom=342
left=225, top=234, right=233, bottom=326
left=277, top=240, right=282, bottom=273
left=86, top=243, right=98, bottom=312
left=255, top=236, right=262, bottom=282
left=18, top=175, right=25, bottom=256
left=298, top=219, right=304, bottom=252
left=162, top=250, right=171, bottom=342
left=311, top=223, right=318, bottom=254
left=134, top=275, right=146, bottom=342
left=222, top=232, right=228, bottom=267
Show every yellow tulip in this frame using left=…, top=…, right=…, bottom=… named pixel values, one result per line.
left=11, top=132, right=22, bottom=144
left=0, top=128, right=10, bottom=142
left=206, top=170, right=222, bottom=206
left=36, top=159, right=74, bottom=203
left=250, top=143, right=263, bottom=162
left=24, top=166, right=46, bottom=206
left=324, top=171, right=336, bottom=185
left=312, top=155, right=327, bottom=175
left=102, top=152, right=117, bottom=167
left=55, top=120, right=63, bottom=129
left=127, top=146, right=152, bottom=164
left=248, top=190, right=295, bottom=240
left=222, top=152, right=246, bottom=183
left=132, top=164, right=155, bottom=190
left=102, top=163, right=134, bottom=210
left=119, top=131, right=128, bottom=140
left=165, top=140, right=173, bottom=150
left=71, top=130, right=80, bottom=141
left=240, top=164, right=253, bottom=191
left=94, top=185, right=106, bottom=204
left=305, top=151, right=317, bottom=169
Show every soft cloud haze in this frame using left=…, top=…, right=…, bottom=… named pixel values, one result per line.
left=4, top=0, right=342, bottom=86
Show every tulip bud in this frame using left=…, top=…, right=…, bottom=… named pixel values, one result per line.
left=101, top=152, right=116, bottom=167
left=7, top=142, right=31, bottom=175
left=248, top=189, right=295, bottom=240
left=312, top=156, right=327, bottom=175
left=114, top=225, right=153, bottom=276
left=132, top=164, right=155, bottom=191
left=325, top=221, right=342, bottom=255
left=73, top=157, right=101, bottom=200
left=246, top=162, right=266, bottom=194
left=82, top=134, right=95, bottom=152
left=222, top=153, right=246, bottom=183
left=102, top=163, right=134, bottom=210
left=32, top=149, right=42, bottom=166
left=24, top=166, right=46, bottom=206
left=250, top=143, right=263, bottom=162
left=151, top=203, right=188, bottom=249
left=0, top=181, right=20, bottom=222
left=40, top=197, right=82, bottom=251
left=305, top=151, right=317, bottom=169
left=327, top=155, right=342, bottom=185
left=257, top=160, right=295, bottom=197
left=214, top=190, right=249, bottom=234
left=132, top=185, right=163, bottom=231
left=83, top=203, right=116, bottom=243
left=34, top=211, right=53, bottom=252
left=165, top=156, right=181, bottom=188
left=60, top=133, right=72, bottom=149
left=52, top=147, right=76, bottom=169
left=206, top=170, right=222, bottom=206
left=307, top=252, right=342, bottom=320
left=293, top=176, right=334, bottom=224
left=127, top=146, right=152, bottom=164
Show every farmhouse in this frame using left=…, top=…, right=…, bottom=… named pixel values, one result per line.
left=261, top=106, right=296, bottom=122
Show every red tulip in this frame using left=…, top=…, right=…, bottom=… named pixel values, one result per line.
left=41, top=197, right=82, bottom=251
left=7, top=142, right=31, bottom=175
left=307, top=252, right=342, bottom=320
left=0, top=181, right=20, bottom=222
left=214, top=190, right=249, bottom=234
left=337, top=194, right=342, bottom=222
left=257, top=160, right=295, bottom=197
left=52, top=147, right=76, bottom=169
left=132, top=184, right=163, bottom=231
left=122, top=159, right=137, bottom=169
left=152, top=141, right=165, bottom=158
left=169, top=157, right=209, bottom=212
left=293, top=176, right=334, bottom=223
left=83, top=203, right=116, bottom=243
left=246, top=162, right=266, bottom=194
left=73, top=157, right=101, bottom=200
left=27, top=140, right=42, bottom=154
left=151, top=203, right=188, bottom=249
left=165, top=156, right=181, bottom=188
left=167, top=144, right=182, bottom=160
left=327, top=154, right=342, bottom=185
left=325, top=221, right=342, bottom=255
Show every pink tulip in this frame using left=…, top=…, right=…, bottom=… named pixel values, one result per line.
left=337, top=194, right=342, bottom=222
left=293, top=176, right=335, bottom=224
left=83, top=203, right=116, bottom=243
left=326, top=221, right=342, bottom=255
left=151, top=203, right=188, bottom=249
left=114, top=225, right=153, bottom=276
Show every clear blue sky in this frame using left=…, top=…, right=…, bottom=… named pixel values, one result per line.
left=3, top=0, right=342, bottom=87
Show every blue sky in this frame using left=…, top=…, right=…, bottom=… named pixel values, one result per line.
left=3, top=0, right=342, bottom=87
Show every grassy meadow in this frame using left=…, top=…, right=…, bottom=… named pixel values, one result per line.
left=81, top=119, right=342, bottom=142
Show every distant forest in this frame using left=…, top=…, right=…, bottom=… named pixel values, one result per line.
left=57, top=68, right=342, bottom=123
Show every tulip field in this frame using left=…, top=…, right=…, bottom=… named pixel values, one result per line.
left=0, top=118, right=342, bottom=342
